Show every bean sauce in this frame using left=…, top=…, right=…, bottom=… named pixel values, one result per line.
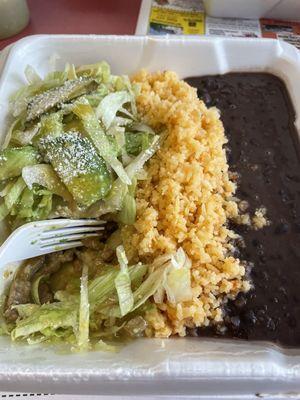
left=185, top=73, right=300, bottom=347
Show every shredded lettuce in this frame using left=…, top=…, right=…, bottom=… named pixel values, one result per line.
left=89, top=262, right=147, bottom=309
left=0, top=60, right=166, bottom=350
left=115, top=246, right=134, bottom=317
left=77, top=264, right=90, bottom=350
left=16, top=187, right=35, bottom=219
left=25, top=65, right=42, bottom=85
left=96, top=91, right=131, bottom=129
left=118, top=178, right=136, bottom=225
left=98, top=176, right=129, bottom=214
left=3, top=177, right=26, bottom=209
left=94, top=339, right=120, bottom=353
left=100, top=264, right=166, bottom=319
left=154, top=248, right=193, bottom=305
left=22, top=164, right=73, bottom=203
left=130, top=122, right=155, bottom=135
left=131, top=265, right=166, bottom=312
left=2, top=117, right=25, bottom=149
left=11, top=302, right=78, bottom=342
left=97, top=135, right=160, bottom=216
left=65, top=63, right=78, bottom=80
left=0, top=177, right=26, bottom=221
left=72, top=98, right=131, bottom=185
left=119, top=75, right=138, bottom=117
left=164, top=266, right=192, bottom=304
left=0, top=295, right=10, bottom=335
left=118, top=193, right=136, bottom=225
left=0, top=61, right=159, bottom=223
left=14, top=304, right=40, bottom=318
left=126, top=135, right=160, bottom=180
left=114, top=129, right=132, bottom=166
left=6, top=249, right=189, bottom=348
left=167, top=248, right=192, bottom=303
left=76, top=61, right=111, bottom=81
left=12, top=124, right=40, bottom=146
left=32, top=192, right=53, bottom=221
left=106, top=229, right=123, bottom=251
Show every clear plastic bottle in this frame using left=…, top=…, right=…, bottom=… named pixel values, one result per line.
left=0, top=0, right=29, bottom=39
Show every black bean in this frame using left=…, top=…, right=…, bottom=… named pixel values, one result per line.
left=202, top=92, right=212, bottom=105
left=234, top=295, right=247, bottom=308
left=243, top=310, right=257, bottom=325
left=266, top=318, right=276, bottom=331
left=274, top=222, right=289, bottom=234
left=230, top=316, right=240, bottom=327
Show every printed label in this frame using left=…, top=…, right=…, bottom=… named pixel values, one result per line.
left=149, top=6, right=205, bottom=35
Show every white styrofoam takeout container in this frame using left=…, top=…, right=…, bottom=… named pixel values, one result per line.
left=203, top=0, right=300, bottom=20
left=0, top=35, right=300, bottom=397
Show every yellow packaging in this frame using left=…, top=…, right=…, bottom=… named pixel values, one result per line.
left=149, top=6, right=205, bottom=35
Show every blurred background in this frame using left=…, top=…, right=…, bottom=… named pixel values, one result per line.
left=1, top=0, right=300, bottom=50
left=0, top=0, right=141, bottom=49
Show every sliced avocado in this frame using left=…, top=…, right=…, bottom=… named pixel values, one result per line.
left=26, top=77, right=97, bottom=122
left=0, top=146, right=41, bottom=180
left=39, top=132, right=112, bottom=207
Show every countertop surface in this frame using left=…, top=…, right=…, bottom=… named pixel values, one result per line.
left=0, top=0, right=142, bottom=50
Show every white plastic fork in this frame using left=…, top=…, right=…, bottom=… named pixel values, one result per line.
left=0, top=219, right=105, bottom=268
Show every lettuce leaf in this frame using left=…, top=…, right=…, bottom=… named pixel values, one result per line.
left=77, top=264, right=89, bottom=350
left=16, top=187, right=35, bottom=219
left=154, top=248, right=193, bottom=305
left=72, top=98, right=131, bottom=185
left=11, top=302, right=78, bottom=342
left=22, top=164, right=73, bottom=203
left=0, top=177, right=27, bottom=221
left=97, top=135, right=160, bottom=216
left=0, top=295, right=10, bottom=335
left=94, top=339, right=120, bottom=353
left=96, top=91, right=131, bottom=129
left=100, top=265, right=166, bottom=318
left=24, top=65, right=42, bottom=85
left=115, top=246, right=134, bottom=317
left=75, top=61, right=111, bottom=81
left=118, top=193, right=136, bottom=225
left=89, top=262, right=147, bottom=309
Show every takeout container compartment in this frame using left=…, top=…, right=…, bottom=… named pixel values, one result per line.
left=0, top=35, right=300, bottom=396
left=203, top=0, right=300, bottom=20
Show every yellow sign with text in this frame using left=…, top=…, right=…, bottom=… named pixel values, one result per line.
left=149, top=7, right=205, bottom=35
